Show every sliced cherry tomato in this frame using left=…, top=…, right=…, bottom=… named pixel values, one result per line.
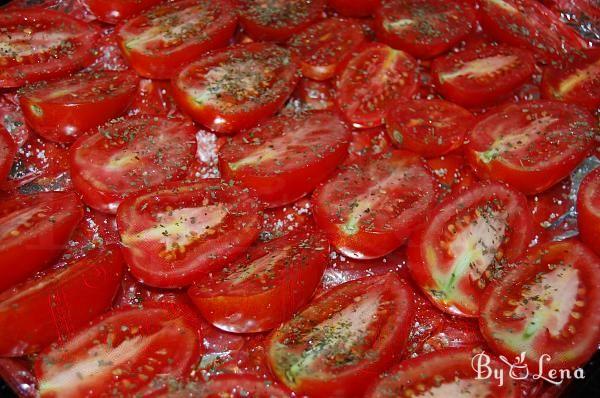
left=407, top=182, right=533, bottom=317
left=161, top=374, right=291, bottom=397
left=386, top=99, right=475, bottom=158
left=19, top=70, right=139, bottom=143
left=238, top=0, right=325, bottom=42
left=577, top=167, right=600, bottom=256
left=189, top=228, right=328, bottom=333
left=220, top=111, right=350, bottom=207
left=173, top=42, right=299, bottom=134
left=327, top=0, right=380, bottom=17
left=479, top=240, right=600, bottom=370
left=85, top=0, right=163, bottom=24
left=466, top=101, right=596, bottom=195
left=288, top=18, right=365, bottom=81
left=0, top=247, right=123, bottom=357
left=0, top=9, right=99, bottom=88
left=366, top=348, right=521, bottom=398
left=266, top=274, right=415, bottom=398
left=375, top=0, right=476, bottom=58
left=0, top=127, right=16, bottom=182
left=117, top=180, right=262, bottom=288
left=426, top=154, right=477, bottom=199
left=0, top=191, right=83, bottom=293
left=70, top=116, right=197, bottom=214
left=314, top=150, right=437, bottom=259
left=431, top=43, right=536, bottom=107
left=117, top=0, right=238, bottom=79
left=34, top=304, right=200, bottom=397
left=336, top=43, right=419, bottom=129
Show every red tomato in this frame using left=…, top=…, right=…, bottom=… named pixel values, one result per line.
left=328, top=0, right=380, bottom=17
left=407, top=182, right=533, bottom=317
left=375, top=0, right=476, bottom=58
left=161, top=374, right=291, bottom=397
left=386, top=99, right=475, bottom=158
left=128, top=78, right=184, bottom=118
left=34, top=304, right=201, bottom=397
left=19, top=70, right=139, bottom=143
left=85, top=0, right=163, bottom=24
left=61, top=207, right=120, bottom=262
left=266, top=274, right=415, bottom=398
left=479, top=240, right=600, bottom=370
left=260, top=198, right=314, bottom=241
left=0, top=191, right=83, bottom=293
left=0, top=9, right=99, bottom=88
left=336, top=43, right=419, bottom=129
left=290, top=78, right=336, bottom=111
left=426, top=154, right=477, bottom=199
left=70, top=116, right=197, bottom=214
left=220, top=111, right=350, bottom=207
left=238, top=0, right=325, bottom=42
left=466, top=101, right=596, bottom=195
left=0, top=127, right=16, bottom=182
left=116, top=0, right=238, bottom=79
left=0, top=247, right=123, bottom=357
left=189, top=228, right=328, bottom=333
left=173, top=43, right=299, bottom=134
left=117, top=180, right=262, bottom=288
left=577, top=167, right=600, bottom=256
left=288, top=18, right=365, bottom=81
left=313, top=150, right=437, bottom=259
left=431, top=43, right=536, bottom=107
left=347, top=127, right=392, bottom=161
left=365, top=348, right=521, bottom=398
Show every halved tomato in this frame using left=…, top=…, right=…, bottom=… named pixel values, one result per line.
left=288, top=18, right=365, bottom=81
left=116, top=0, right=238, bottom=79
left=266, top=274, right=415, bottom=398
left=161, top=374, right=291, bottom=397
left=85, top=0, right=163, bottom=24
left=426, top=154, right=477, bottom=199
left=0, top=9, right=99, bottom=88
left=431, top=43, right=536, bottom=107
left=313, top=150, right=437, bottom=259
left=386, top=99, right=475, bottom=158
left=0, top=191, right=83, bottom=293
left=189, top=228, right=328, bottom=333
left=70, top=116, right=197, bottom=214
left=220, top=111, right=350, bottom=207
left=366, top=348, right=521, bottom=398
left=375, top=0, right=476, bottom=59
left=479, top=240, right=600, bottom=370
left=466, top=101, right=596, bottom=195
left=336, top=43, right=418, bottom=129
left=577, top=167, right=600, bottom=256
left=238, top=0, right=325, bottom=42
left=0, top=127, right=16, bottom=182
left=328, top=0, right=380, bottom=17
left=0, top=247, right=123, bottom=356
left=117, top=180, right=262, bottom=288
left=172, top=42, right=299, bottom=134
left=19, top=70, right=139, bottom=143
left=34, top=304, right=200, bottom=397
left=407, top=182, right=533, bottom=317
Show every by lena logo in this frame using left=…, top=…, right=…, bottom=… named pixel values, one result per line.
left=471, top=351, right=585, bottom=386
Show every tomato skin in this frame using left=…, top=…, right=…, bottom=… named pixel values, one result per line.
left=0, top=192, right=84, bottom=293
left=0, top=127, right=16, bottom=183
left=161, top=374, right=291, bottom=397
left=85, top=0, right=163, bottom=24
left=577, top=167, right=600, bottom=256
left=0, top=247, right=124, bottom=357
left=328, top=0, right=380, bottom=17
left=19, top=70, right=139, bottom=144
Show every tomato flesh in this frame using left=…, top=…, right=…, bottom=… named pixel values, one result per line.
left=577, top=167, right=600, bottom=256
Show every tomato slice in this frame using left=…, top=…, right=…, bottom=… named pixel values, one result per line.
left=288, top=18, right=365, bottom=81
left=0, top=191, right=83, bottom=293
left=0, top=9, right=99, bottom=88
left=173, top=43, right=299, bottom=134
left=0, top=247, right=123, bottom=357
left=466, top=101, right=596, bottom=195
left=238, top=0, right=325, bottom=42
left=336, top=43, right=418, bottom=129
left=327, top=0, right=380, bottom=17
left=0, top=127, right=16, bottom=182
left=220, top=111, right=350, bottom=208
left=70, top=116, right=197, bottom=214
left=266, top=274, right=414, bottom=398
left=366, top=348, right=521, bottom=398
left=117, top=180, right=262, bottom=288
left=314, top=150, right=437, bottom=259
left=480, top=240, right=600, bottom=370
left=34, top=304, right=200, bottom=397
left=116, top=0, right=238, bottom=79
left=189, top=228, right=328, bottom=333
left=375, top=0, right=476, bottom=58
left=431, top=43, right=536, bottom=107
left=408, top=182, right=533, bottom=317
left=85, top=0, right=163, bottom=24
left=161, top=374, right=291, bottom=397
left=386, top=99, right=475, bottom=158
left=19, top=70, right=139, bottom=143
left=577, top=167, right=600, bottom=256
